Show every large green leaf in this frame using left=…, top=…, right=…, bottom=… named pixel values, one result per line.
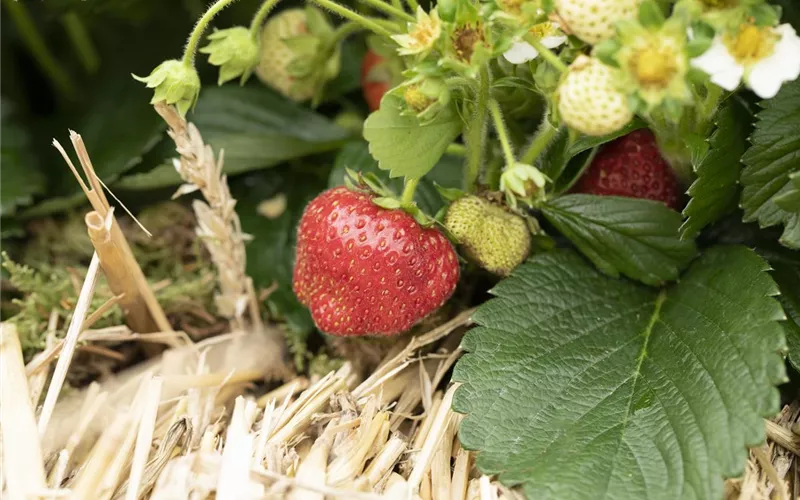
left=234, top=167, right=328, bottom=335
left=115, top=85, right=351, bottom=190
left=771, top=259, right=800, bottom=372
left=681, top=100, right=751, bottom=239
left=328, top=141, right=463, bottom=215
left=23, top=77, right=165, bottom=216
left=453, top=246, right=786, bottom=500
left=363, top=95, right=462, bottom=179
left=1, top=101, right=45, bottom=216
left=741, top=79, right=800, bottom=249
left=539, top=119, right=644, bottom=194
left=541, top=194, right=697, bottom=285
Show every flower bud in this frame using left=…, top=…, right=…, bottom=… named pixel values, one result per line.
left=133, top=59, right=201, bottom=116
left=200, top=26, right=260, bottom=85
left=500, top=162, right=547, bottom=205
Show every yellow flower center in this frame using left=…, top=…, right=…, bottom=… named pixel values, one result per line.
left=410, top=16, right=440, bottom=50
left=498, top=0, right=522, bottom=16
left=724, top=24, right=778, bottom=63
left=529, top=21, right=556, bottom=39
left=701, top=0, right=737, bottom=8
left=630, top=45, right=677, bottom=88
left=404, top=85, right=434, bottom=112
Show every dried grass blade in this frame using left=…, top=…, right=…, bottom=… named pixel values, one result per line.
left=0, top=323, right=48, bottom=499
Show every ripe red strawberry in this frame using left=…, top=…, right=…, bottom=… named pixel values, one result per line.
left=361, top=50, right=391, bottom=112
left=573, top=129, right=681, bottom=209
left=293, top=187, right=459, bottom=336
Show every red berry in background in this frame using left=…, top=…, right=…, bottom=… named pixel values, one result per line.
left=573, top=129, right=682, bottom=210
left=361, top=50, right=391, bottom=112
left=293, top=187, right=460, bottom=336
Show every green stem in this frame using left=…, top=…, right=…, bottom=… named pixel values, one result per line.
left=389, top=0, right=405, bottom=15
left=405, top=0, right=419, bottom=11
left=182, top=0, right=239, bottom=67
left=401, top=178, right=420, bottom=204
left=4, top=0, right=77, bottom=101
left=330, top=21, right=364, bottom=45
left=489, top=99, right=516, bottom=167
left=699, top=82, right=723, bottom=121
left=445, top=143, right=466, bottom=156
left=355, top=0, right=414, bottom=21
left=249, top=0, right=282, bottom=40
left=61, top=12, right=99, bottom=74
left=521, top=116, right=558, bottom=164
left=465, top=66, right=490, bottom=190
left=523, top=34, right=568, bottom=73
left=307, top=0, right=394, bottom=38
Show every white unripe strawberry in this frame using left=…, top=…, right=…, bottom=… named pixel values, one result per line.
left=557, top=55, right=633, bottom=136
left=554, top=0, right=641, bottom=45
left=256, top=9, right=315, bottom=102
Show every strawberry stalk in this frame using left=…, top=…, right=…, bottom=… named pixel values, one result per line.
left=465, top=67, right=491, bottom=190
left=521, top=115, right=559, bottom=164
left=401, top=178, right=420, bottom=205
left=489, top=99, right=516, bottom=167
left=354, top=0, right=414, bottom=22
left=523, top=33, right=567, bottom=73
left=181, top=0, right=240, bottom=68
left=249, top=0, right=282, bottom=41
left=307, top=0, right=394, bottom=38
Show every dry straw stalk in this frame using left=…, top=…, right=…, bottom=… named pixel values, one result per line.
left=153, top=101, right=263, bottom=333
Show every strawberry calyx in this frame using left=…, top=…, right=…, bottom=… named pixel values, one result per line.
left=342, top=169, right=436, bottom=228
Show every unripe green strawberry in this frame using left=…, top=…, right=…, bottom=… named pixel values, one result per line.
left=554, top=0, right=641, bottom=45
left=445, top=196, right=531, bottom=276
left=256, top=9, right=314, bottom=102
left=557, top=55, right=633, bottom=136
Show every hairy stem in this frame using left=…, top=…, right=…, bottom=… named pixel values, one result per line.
left=520, top=116, right=558, bottom=164
left=699, top=82, right=723, bottom=121
left=61, top=12, right=99, bottom=74
left=465, top=66, right=490, bottom=190
left=308, top=0, right=394, bottom=38
left=445, top=143, right=467, bottom=156
left=4, top=0, right=77, bottom=101
left=401, top=178, right=420, bottom=205
left=523, top=34, right=568, bottom=73
left=356, top=0, right=414, bottom=21
left=182, top=0, right=240, bottom=67
left=489, top=99, right=516, bottom=167
left=249, top=0, right=282, bottom=40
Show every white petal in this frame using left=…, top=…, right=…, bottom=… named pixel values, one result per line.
left=503, top=42, right=539, bottom=64
left=541, top=35, right=567, bottom=48
left=690, top=38, right=744, bottom=91
left=746, top=24, right=800, bottom=98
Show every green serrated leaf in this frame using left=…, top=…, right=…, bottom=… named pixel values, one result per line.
left=773, top=172, right=800, bottom=212
left=771, top=260, right=800, bottom=371
left=328, top=141, right=462, bottom=215
left=115, top=85, right=351, bottom=190
left=363, top=95, right=463, bottom=179
left=233, top=167, right=325, bottom=336
left=741, top=79, right=800, bottom=249
left=681, top=99, right=752, bottom=238
left=540, top=119, right=645, bottom=192
left=541, top=194, right=697, bottom=285
left=453, top=246, right=786, bottom=500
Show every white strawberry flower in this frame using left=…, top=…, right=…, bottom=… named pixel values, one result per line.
left=392, top=7, right=442, bottom=56
left=690, top=23, right=800, bottom=98
left=503, top=22, right=568, bottom=64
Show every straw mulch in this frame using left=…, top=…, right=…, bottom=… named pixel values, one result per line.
left=2, top=102, right=799, bottom=500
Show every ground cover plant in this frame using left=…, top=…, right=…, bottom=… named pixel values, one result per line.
left=3, top=0, right=800, bottom=498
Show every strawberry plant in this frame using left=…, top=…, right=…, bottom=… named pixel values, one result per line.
left=3, top=0, right=800, bottom=498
